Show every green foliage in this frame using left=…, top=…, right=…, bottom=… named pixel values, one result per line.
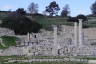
left=0, top=12, right=8, bottom=20
left=61, top=4, right=70, bottom=17
left=28, top=2, right=38, bottom=14
left=45, top=1, right=60, bottom=16
left=0, top=55, right=87, bottom=64
left=91, top=1, right=96, bottom=15
left=67, top=17, right=78, bottom=22
left=75, top=56, right=96, bottom=60
left=32, top=16, right=73, bottom=30
left=1, top=12, right=42, bottom=35
left=76, top=14, right=87, bottom=21
left=0, top=36, right=18, bottom=49
left=0, top=44, right=4, bottom=49
left=16, top=8, right=26, bottom=15
left=0, top=61, right=87, bottom=64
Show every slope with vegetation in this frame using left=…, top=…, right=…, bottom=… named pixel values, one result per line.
left=30, top=16, right=74, bottom=30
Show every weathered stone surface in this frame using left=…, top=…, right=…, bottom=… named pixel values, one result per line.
left=0, top=25, right=96, bottom=56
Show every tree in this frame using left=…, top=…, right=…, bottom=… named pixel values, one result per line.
left=67, top=16, right=78, bottom=22
left=76, top=14, right=88, bottom=28
left=76, top=14, right=87, bottom=21
left=45, top=1, right=60, bottom=16
left=91, top=1, right=96, bottom=15
left=28, top=2, right=38, bottom=14
left=1, top=12, right=42, bottom=35
left=16, top=8, right=26, bottom=15
left=67, top=15, right=88, bottom=28
left=67, top=14, right=87, bottom=22
left=61, top=4, right=70, bottom=17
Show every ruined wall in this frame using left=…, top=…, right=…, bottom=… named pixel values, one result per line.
left=0, top=26, right=96, bottom=56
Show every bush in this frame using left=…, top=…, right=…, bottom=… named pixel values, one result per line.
left=76, top=14, right=87, bottom=21
left=0, top=36, right=18, bottom=49
left=1, top=12, right=42, bottom=35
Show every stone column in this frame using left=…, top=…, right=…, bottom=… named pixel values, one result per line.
left=52, top=25, right=58, bottom=55
left=27, top=32, right=30, bottom=45
left=74, top=22, right=78, bottom=46
left=53, top=25, right=57, bottom=45
left=79, top=19, right=83, bottom=47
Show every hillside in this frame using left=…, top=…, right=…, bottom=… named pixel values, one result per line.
left=0, top=11, right=96, bottom=30
left=28, top=16, right=74, bottom=30
left=27, top=16, right=96, bottom=30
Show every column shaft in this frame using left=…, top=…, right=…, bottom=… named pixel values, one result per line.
left=79, top=19, right=83, bottom=47
left=53, top=25, right=58, bottom=55
left=74, top=22, right=78, bottom=46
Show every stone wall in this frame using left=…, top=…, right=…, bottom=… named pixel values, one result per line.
left=0, top=26, right=96, bottom=56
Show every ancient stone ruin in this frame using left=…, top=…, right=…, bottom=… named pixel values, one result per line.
left=0, top=19, right=96, bottom=56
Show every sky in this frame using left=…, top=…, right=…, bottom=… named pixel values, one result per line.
left=0, top=0, right=96, bottom=16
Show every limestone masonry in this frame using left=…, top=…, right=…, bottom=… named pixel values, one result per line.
left=0, top=20, right=96, bottom=56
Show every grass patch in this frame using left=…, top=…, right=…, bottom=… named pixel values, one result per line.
left=1, top=15, right=96, bottom=30
left=31, top=16, right=74, bottom=30
left=1, top=61, right=87, bottom=64
left=0, top=55, right=28, bottom=62
left=75, top=56, right=96, bottom=60
left=30, top=56, right=65, bottom=59
left=31, top=16, right=96, bottom=30
left=0, top=56, right=65, bottom=60
left=0, top=35, right=18, bottom=49
left=0, top=56, right=88, bottom=64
